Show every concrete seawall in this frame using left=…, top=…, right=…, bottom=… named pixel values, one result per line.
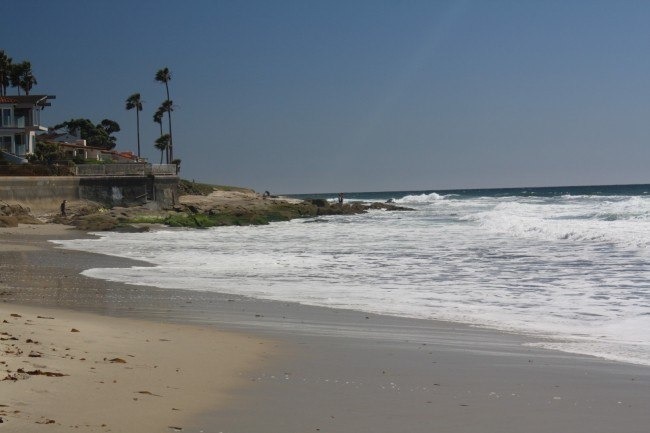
left=0, top=176, right=178, bottom=211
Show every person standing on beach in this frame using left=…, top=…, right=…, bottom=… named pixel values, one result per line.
left=60, top=200, right=67, bottom=217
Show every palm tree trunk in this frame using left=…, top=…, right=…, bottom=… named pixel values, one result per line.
left=136, top=109, right=141, bottom=157
left=167, top=108, right=173, bottom=162
left=165, top=82, right=173, bottom=161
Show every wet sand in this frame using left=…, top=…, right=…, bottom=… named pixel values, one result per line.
left=2, top=224, right=649, bottom=432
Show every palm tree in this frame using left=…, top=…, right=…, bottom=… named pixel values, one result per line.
left=153, top=107, right=164, bottom=137
left=0, top=51, right=12, bottom=96
left=20, top=70, right=37, bottom=95
left=155, top=67, right=174, bottom=160
left=155, top=67, right=171, bottom=100
left=125, top=93, right=143, bottom=157
left=9, top=62, right=24, bottom=95
left=154, top=134, right=170, bottom=164
left=153, top=108, right=165, bottom=162
left=161, top=99, right=174, bottom=163
left=8, top=61, right=37, bottom=95
left=14, top=61, right=36, bottom=95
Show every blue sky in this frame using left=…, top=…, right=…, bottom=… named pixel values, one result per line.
left=3, top=0, right=650, bottom=193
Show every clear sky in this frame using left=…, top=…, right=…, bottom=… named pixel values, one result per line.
left=3, top=0, right=650, bottom=193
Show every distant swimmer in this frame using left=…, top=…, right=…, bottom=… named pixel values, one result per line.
left=338, top=192, right=344, bottom=204
left=386, top=198, right=395, bottom=203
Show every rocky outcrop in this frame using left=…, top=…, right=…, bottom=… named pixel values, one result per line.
left=304, top=198, right=414, bottom=216
left=0, top=202, right=42, bottom=227
left=174, top=191, right=414, bottom=227
left=175, top=190, right=318, bottom=226
left=0, top=188, right=415, bottom=231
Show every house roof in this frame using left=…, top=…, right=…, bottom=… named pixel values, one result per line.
left=54, top=141, right=94, bottom=150
left=37, top=131, right=79, bottom=141
left=54, top=142, right=140, bottom=160
left=0, top=95, right=55, bottom=106
left=37, top=132, right=64, bottom=140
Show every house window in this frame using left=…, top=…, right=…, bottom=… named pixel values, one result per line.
left=13, top=108, right=28, bottom=127
left=0, top=135, right=12, bottom=152
left=14, top=134, right=25, bottom=155
left=1, top=108, right=11, bottom=127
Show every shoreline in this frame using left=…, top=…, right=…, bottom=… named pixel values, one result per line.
left=42, top=226, right=650, bottom=368
left=2, top=224, right=650, bottom=432
left=1, top=224, right=281, bottom=432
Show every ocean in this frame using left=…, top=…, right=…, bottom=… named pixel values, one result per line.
left=53, top=184, right=650, bottom=366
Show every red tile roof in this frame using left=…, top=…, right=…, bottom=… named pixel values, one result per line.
left=0, top=95, right=53, bottom=105
left=0, top=96, right=19, bottom=103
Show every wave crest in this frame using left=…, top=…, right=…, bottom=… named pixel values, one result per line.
left=467, top=198, right=650, bottom=248
left=396, top=192, right=447, bottom=204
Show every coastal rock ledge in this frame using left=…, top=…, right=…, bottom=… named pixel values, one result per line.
left=2, top=186, right=414, bottom=231
left=172, top=190, right=414, bottom=227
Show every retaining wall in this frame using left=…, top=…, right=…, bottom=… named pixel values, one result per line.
left=0, top=176, right=178, bottom=211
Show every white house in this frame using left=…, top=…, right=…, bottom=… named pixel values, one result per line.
left=0, top=95, right=55, bottom=159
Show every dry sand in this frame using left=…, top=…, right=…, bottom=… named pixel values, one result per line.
left=0, top=305, right=270, bottom=432
left=2, top=224, right=650, bottom=433
left=1, top=225, right=275, bottom=432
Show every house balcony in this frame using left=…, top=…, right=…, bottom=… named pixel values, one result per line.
left=0, top=122, right=48, bottom=131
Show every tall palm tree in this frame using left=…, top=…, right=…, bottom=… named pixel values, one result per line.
left=20, top=70, right=37, bottom=95
left=155, top=67, right=171, bottom=100
left=153, top=108, right=165, bottom=162
left=11, top=61, right=36, bottom=95
left=155, top=134, right=170, bottom=164
left=9, top=62, right=24, bottom=95
left=125, top=93, right=143, bottom=157
left=155, top=67, right=174, bottom=160
left=153, top=108, right=164, bottom=136
left=0, top=51, right=12, bottom=96
left=8, top=61, right=37, bottom=96
left=161, top=99, right=174, bottom=163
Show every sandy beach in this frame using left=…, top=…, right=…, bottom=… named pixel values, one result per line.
left=1, top=225, right=275, bottom=432
left=0, top=304, right=271, bottom=432
left=2, top=224, right=650, bottom=432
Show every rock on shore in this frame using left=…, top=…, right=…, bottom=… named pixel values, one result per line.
left=0, top=202, right=42, bottom=227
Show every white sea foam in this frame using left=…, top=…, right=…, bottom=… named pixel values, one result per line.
left=395, top=192, right=447, bottom=204
left=53, top=193, right=650, bottom=366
